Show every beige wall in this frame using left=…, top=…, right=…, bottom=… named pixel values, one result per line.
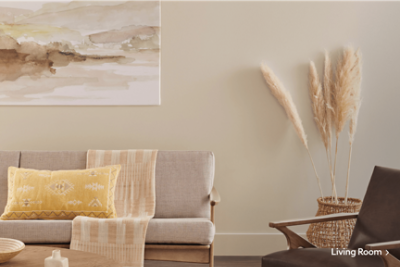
left=2, top=1, right=400, bottom=255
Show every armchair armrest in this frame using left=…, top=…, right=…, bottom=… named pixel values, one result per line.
left=366, top=241, right=400, bottom=250
left=269, top=212, right=359, bottom=228
left=365, top=241, right=400, bottom=267
left=210, top=187, right=221, bottom=206
left=269, top=212, right=358, bottom=250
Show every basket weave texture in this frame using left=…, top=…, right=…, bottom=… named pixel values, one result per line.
left=306, top=197, right=362, bottom=249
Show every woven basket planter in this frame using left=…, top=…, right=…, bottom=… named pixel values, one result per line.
left=306, top=197, right=362, bottom=249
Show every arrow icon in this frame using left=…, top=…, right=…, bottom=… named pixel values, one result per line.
left=386, top=250, right=389, bottom=256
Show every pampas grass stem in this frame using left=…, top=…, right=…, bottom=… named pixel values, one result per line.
left=345, top=144, right=353, bottom=203
left=326, top=150, right=338, bottom=203
left=261, top=62, right=324, bottom=197
left=333, top=135, right=339, bottom=203
left=307, top=149, right=324, bottom=198
left=333, top=137, right=339, bottom=177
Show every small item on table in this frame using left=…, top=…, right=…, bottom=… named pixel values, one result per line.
left=45, top=250, right=69, bottom=267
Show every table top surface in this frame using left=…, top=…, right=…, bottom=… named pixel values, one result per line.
left=2, top=246, right=123, bottom=267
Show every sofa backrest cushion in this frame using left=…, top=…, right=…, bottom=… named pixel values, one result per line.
left=154, top=151, right=214, bottom=219
left=20, top=151, right=87, bottom=171
left=0, top=151, right=20, bottom=211
left=0, top=150, right=215, bottom=219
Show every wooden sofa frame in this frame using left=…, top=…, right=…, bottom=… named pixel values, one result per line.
left=269, top=212, right=400, bottom=267
left=31, top=187, right=221, bottom=267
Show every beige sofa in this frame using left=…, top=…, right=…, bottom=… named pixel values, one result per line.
left=0, top=151, right=220, bottom=266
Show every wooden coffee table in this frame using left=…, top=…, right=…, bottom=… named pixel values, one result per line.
left=2, top=246, right=123, bottom=267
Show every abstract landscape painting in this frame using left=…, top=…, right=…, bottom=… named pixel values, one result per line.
left=0, top=1, right=160, bottom=105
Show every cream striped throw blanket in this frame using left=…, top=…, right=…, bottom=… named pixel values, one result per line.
left=71, top=150, right=158, bottom=267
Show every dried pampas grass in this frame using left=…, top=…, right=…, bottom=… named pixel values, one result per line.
left=332, top=47, right=357, bottom=185
left=261, top=63, right=308, bottom=148
left=260, top=47, right=362, bottom=202
left=345, top=50, right=362, bottom=203
left=307, top=55, right=339, bottom=203
left=261, top=62, right=324, bottom=197
left=324, top=51, right=334, bottom=144
left=348, top=49, right=362, bottom=143
left=334, top=47, right=357, bottom=136
left=309, top=61, right=327, bottom=149
left=323, top=52, right=338, bottom=202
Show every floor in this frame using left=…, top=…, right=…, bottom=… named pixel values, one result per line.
left=145, top=256, right=262, bottom=267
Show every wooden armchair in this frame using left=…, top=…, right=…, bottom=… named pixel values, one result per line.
left=263, top=166, right=400, bottom=267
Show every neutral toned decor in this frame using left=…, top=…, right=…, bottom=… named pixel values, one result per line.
left=260, top=63, right=324, bottom=197
left=1, top=165, right=121, bottom=220
left=2, top=246, right=122, bottom=267
left=307, top=48, right=362, bottom=248
left=261, top=47, right=362, bottom=200
left=306, top=197, right=362, bottom=248
left=261, top=47, right=362, bottom=248
left=0, top=1, right=160, bottom=105
left=71, top=149, right=158, bottom=267
left=45, top=250, right=68, bottom=267
left=309, top=48, right=362, bottom=204
left=0, top=150, right=219, bottom=267
left=263, top=166, right=400, bottom=267
left=309, top=59, right=337, bottom=199
left=0, top=238, right=25, bottom=263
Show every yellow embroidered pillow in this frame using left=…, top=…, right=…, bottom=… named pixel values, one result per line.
left=0, top=165, right=121, bottom=220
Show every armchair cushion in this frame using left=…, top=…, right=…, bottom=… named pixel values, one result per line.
left=262, top=248, right=384, bottom=267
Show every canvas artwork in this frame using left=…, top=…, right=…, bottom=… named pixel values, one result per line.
left=0, top=1, right=160, bottom=105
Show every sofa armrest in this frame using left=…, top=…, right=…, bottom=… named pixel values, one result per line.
left=269, top=212, right=359, bottom=228
left=210, top=187, right=221, bottom=206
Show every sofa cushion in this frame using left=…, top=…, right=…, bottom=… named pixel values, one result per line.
left=146, top=218, right=215, bottom=245
left=0, top=151, right=20, bottom=212
left=1, top=151, right=215, bottom=219
left=0, top=220, right=72, bottom=243
left=0, top=218, right=215, bottom=245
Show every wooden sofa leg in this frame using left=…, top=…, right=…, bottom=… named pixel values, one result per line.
left=209, top=188, right=220, bottom=267
left=210, top=204, right=216, bottom=267
left=209, top=242, right=214, bottom=267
